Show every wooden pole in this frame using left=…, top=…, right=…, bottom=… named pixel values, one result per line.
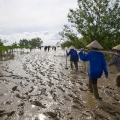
left=79, top=49, right=120, bottom=57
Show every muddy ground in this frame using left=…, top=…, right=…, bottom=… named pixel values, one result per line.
left=0, top=47, right=120, bottom=120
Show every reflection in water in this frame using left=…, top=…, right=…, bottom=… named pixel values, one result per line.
left=38, top=114, right=46, bottom=120
left=87, top=92, right=97, bottom=110
left=31, top=105, right=35, bottom=108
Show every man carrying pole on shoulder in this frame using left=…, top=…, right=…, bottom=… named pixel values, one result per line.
left=78, top=40, right=108, bottom=100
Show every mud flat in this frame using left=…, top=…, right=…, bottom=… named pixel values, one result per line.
left=0, top=48, right=120, bottom=120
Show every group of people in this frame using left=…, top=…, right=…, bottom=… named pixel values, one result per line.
left=66, top=40, right=120, bottom=100
left=44, top=46, right=56, bottom=52
left=44, top=46, right=50, bottom=51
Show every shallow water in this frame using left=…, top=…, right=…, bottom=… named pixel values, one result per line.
left=0, top=47, right=120, bottom=120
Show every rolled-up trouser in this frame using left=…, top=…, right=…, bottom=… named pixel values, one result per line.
left=89, top=78, right=99, bottom=99
left=116, top=73, right=120, bottom=87
left=73, top=61, right=78, bottom=71
left=70, top=60, right=74, bottom=69
left=70, top=60, right=78, bottom=71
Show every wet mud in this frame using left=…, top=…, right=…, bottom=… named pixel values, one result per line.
left=0, top=48, right=120, bottom=120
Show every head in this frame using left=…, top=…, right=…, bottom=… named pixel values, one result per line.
left=69, top=46, right=75, bottom=50
left=86, top=40, right=103, bottom=50
left=112, top=45, right=120, bottom=53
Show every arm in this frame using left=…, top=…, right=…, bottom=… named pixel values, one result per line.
left=102, top=54, right=108, bottom=77
left=108, top=56, right=118, bottom=66
left=78, top=50, right=90, bottom=61
left=66, top=50, right=70, bottom=56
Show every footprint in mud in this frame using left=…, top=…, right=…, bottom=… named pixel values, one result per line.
left=28, top=86, right=34, bottom=93
left=4, top=100, right=13, bottom=105
left=15, top=93, right=30, bottom=100
left=53, top=76, right=60, bottom=81
left=52, top=93, right=57, bottom=101
left=0, top=110, right=6, bottom=117
left=105, top=86, right=114, bottom=90
left=30, top=100, right=46, bottom=108
left=18, top=109, right=24, bottom=116
left=72, top=98, right=86, bottom=110
left=12, top=86, right=18, bottom=91
left=39, top=88, right=47, bottom=96
left=7, top=111, right=15, bottom=117
left=112, top=102, right=120, bottom=106
left=104, top=89, right=119, bottom=101
left=57, top=86, right=65, bottom=92
left=47, top=81, right=54, bottom=87
left=44, top=111, right=57, bottom=119
left=40, top=72, right=45, bottom=76
left=68, top=94, right=76, bottom=99
left=72, top=105, right=80, bottom=110
left=0, top=110, right=15, bottom=117
left=98, top=101, right=120, bottom=119
left=93, top=110, right=109, bottom=120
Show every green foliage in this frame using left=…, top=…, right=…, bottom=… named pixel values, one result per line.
left=0, top=39, right=4, bottom=46
left=29, top=37, right=43, bottom=47
left=19, top=39, right=29, bottom=46
left=61, top=37, right=87, bottom=49
left=104, top=54, right=113, bottom=62
left=18, top=37, right=43, bottom=48
left=59, top=0, right=120, bottom=50
left=59, top=25, right=84, bottom=49
left=11, top=41, right=17, bottom=46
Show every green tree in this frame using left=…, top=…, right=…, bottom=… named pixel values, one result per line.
left=19, top=39, right=29, bottom=46
left=59, top=25, right=82, bottom=48
left=0, top=39, right=4, bottom=46
left=66, top=0, right=120, bottom=49
left=0, top=39, right=7, bottom=46
left=29, top=37, right=43, bottom=48
left=11, top=41, right=17, bottom=46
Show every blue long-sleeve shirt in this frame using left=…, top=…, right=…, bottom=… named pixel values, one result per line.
left=67, top=49, right=79, bottom=62
left=108, top=52, right=120, bottom=71
left=79, top=50, right=108, bottom=79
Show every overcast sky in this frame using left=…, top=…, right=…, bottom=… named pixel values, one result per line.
left=0, top=0, right=77, bottom=46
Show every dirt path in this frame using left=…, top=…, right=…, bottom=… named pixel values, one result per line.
left=0, top=48, right=120, bottom=120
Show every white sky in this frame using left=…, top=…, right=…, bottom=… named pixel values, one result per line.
left=0, top=0, right=77, bottom=46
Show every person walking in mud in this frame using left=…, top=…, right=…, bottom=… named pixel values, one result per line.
left=108, top=44, right=120, bottom=87
left=66, top=46, right=79, bottom=71
left=78, top=40, right=108, bottom=100
left=54, top=46, right=56, bottom=51
left=30, top=47, right=32, bottom=52
left=44, top=46, right=47, bottom=51
left=48, top=46, right=50, bottom=52
left=39, top=46, right=41, bottom=50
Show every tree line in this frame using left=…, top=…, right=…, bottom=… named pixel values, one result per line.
left=59, top=0, right=120, bottom=50
left=0, top=37, right=43, bottom=48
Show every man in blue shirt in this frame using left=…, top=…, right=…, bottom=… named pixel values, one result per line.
left=79, top=40, right=108, bottom=100
left=67, top=46, right=79, bottom=71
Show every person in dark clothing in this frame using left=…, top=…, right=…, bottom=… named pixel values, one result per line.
left=79, top=40, right=108, bottom=100
left=48, top=46, right=50, bottom=52
left=66, top=46, right=79, bottom=71
left=30, top=47, right=32, bottom=52
left=39, top=46, right=41, bottom=50
left=54, top=47, right=56, bottom=51
left=44, top=46, right=47, bottom=51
